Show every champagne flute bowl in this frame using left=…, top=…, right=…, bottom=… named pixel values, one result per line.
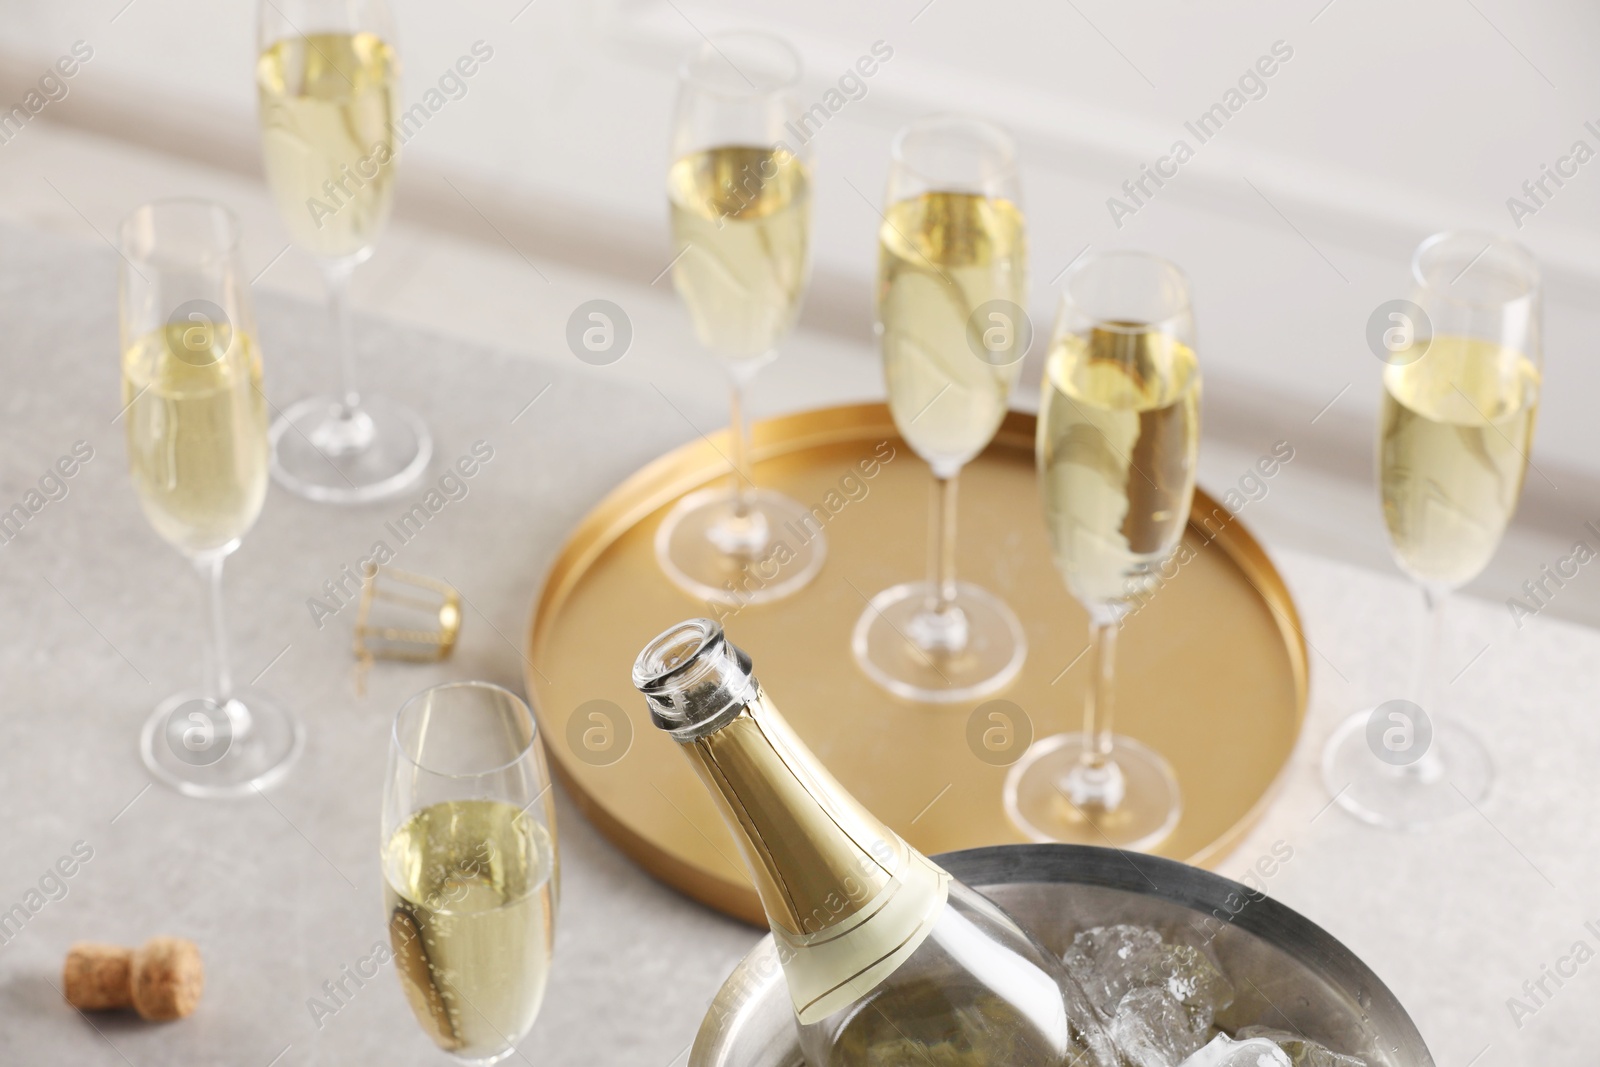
left=382, top=681, right=559, bottom=1065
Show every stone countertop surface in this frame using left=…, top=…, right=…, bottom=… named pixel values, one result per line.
left=0, top=225, right=1590, bottom=1066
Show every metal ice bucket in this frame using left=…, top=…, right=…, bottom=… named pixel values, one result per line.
left=692, top=845, right=1433, bottom=1067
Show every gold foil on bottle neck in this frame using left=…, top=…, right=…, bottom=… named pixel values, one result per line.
left=682, top=690, right=902, bottom=938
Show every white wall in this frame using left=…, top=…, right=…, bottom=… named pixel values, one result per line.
left=2, top=0, right=1598, bottom=487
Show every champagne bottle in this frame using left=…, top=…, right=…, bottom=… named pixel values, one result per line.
left=633, top=619, right=1098, bottom=1066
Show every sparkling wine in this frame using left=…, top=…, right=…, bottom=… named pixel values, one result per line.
left=668, top=145, right=811, bottom=359
left=122, top=323, right=269, bottom=555
left=635, top=620, right=1087, bottom=1066
left=257, top=31, right=399, bottom=259
left=879, top=191, right=1026, bottom=471
left=1380, top=335, right=1538, bottom=588
left=383, top=798, right=557, bottom=1060
left=1038, top=326, right=1200, bottom=606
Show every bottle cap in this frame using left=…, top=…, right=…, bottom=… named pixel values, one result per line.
left=633, top=619, right=757, bottom=739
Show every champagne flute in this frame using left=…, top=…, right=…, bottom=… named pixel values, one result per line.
left=1322, top=232, right=1541, bottom=827
left=852, top=115, right=1029, bottom=703
left=1004, top=251, right=1200, bottom=850
left=383, top=682, right=559, bottom=1064
left=121, top=199, right=304, bottom=797
left=656, top=31, right=825, bottom=606
left=256, top=0, right=432, bottom=503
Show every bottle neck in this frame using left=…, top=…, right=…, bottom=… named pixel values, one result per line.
left=636, top=620, right=951, bottom=1025
left=678, top=688, right=905, bottom=938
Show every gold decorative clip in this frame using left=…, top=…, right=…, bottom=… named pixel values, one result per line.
left=353, top=568, right=462, bottom=695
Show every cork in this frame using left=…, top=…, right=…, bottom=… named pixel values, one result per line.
left=63, top=938, right=203, bottom=1021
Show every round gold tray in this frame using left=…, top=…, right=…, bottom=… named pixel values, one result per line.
left=527, top=403, right=1307, bottom=926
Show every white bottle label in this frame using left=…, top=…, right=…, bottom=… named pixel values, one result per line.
left=773, top=849, right=951, bottom=1024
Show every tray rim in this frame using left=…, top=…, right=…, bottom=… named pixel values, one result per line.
left=526, top=402, right=1310, bottom=926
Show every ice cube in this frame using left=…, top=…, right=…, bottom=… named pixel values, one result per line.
left=1179, top=1033, right=1293, bottom=1067
left=1109, top=986, right=1212, bottom=1067
left=1064, top=925, right=1167, bottom=1013
left=1235, top=1026, right=1367, bottom=1067
left=1059, top=966, right=1123, bottom=1067
left=1064, top=924, right=1235, bottom=1032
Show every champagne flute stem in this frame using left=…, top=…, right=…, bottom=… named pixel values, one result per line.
left=199, top=550, right=255, bottom=739
left=927, top=469, right=959, bottom=615
left=322, top=257, right=361, bottom=415
left=198, top=553, right=233, bottom=703
left=726, top=365, right=756, bottom=520
left=1411, top=583, right=1446, bottom=712
left=1406, top=583, right=1448, bottom=782
left=1082, top=604, right=1119, bottom=768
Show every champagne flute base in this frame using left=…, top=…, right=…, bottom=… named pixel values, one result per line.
left=1320, top=710, right=1491, bottom=829
left=1004, top=732, right=1181, bottom=850
left=655, top=486, right=827, bottom=606
left=270, top=393, right=432, bottom=504
left=139, top=687, right=304, bottom=798
left=852, top=581, right=1026, bottom=703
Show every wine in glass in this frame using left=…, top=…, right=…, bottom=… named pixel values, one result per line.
left=1004, top=251, right=1200, bottom=850
left=656, top=31, right=824, bottom=606
left=1322, top=231, right=1541, bottom=827
left=256, top=0, right=432, bottom=503
left=383, top=682, right=559, bottom=1064
left=121, top=199, right=304, bottom=797
left=852, top=115, right=1029, bottom=703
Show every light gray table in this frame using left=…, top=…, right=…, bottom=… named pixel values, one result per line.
left=0, top=226, right=1591, bottom=1066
